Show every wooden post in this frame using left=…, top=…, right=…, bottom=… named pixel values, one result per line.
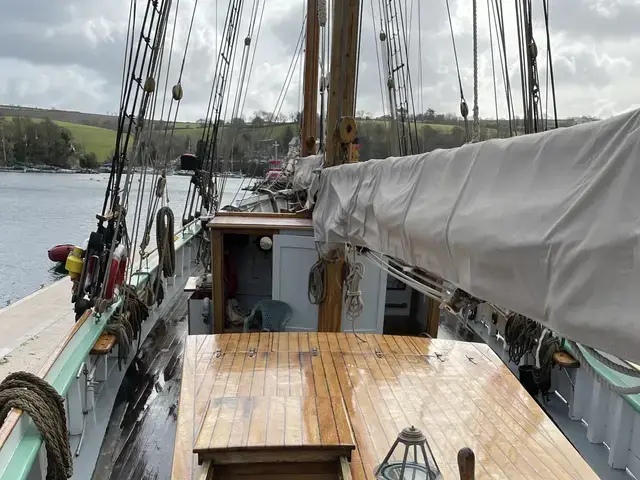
left=301, top=0, right=320, bottom=157
left=457, top=447, right=475, bottom=480
left=211, top=229, right=225, bottom=334
left=317, top=0, right=360, bottom=332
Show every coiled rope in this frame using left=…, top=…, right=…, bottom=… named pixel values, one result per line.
left=0, top=372, right=73, bottom=480
left=343, top=260, right=364, bottom=322
left=308, top=258, right=326, bottom=305
left=106, top=284, right=150, bottom=369
left=504, top=313, right=542, bottom=365
left=343, top=249, right=366, bottom=343
left=156, top=206, right=176, bottom=277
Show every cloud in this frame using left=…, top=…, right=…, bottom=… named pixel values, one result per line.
left=0, top=0, right=638, bottom=121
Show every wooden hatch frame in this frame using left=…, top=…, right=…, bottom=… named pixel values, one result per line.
left=207, top=211, right=313, bottom=334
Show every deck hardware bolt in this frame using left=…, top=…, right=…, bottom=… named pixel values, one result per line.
left=215, top=349, right=222, bottom=358
left=375, top=349, right=383, bottom=358
left=248, top=347, right=256, bottom=357
left=311, top=347, right=318, bottom=356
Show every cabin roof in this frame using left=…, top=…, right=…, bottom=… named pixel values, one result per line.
left=171, top=332, right=599, bottom=479
left=207, top=212, right=313, bottom=231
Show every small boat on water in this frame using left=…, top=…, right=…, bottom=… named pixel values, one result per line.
left=47, top=244, right=74, bottom=263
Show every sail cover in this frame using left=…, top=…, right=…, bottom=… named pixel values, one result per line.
left=313, top=109, right=640, bottom=363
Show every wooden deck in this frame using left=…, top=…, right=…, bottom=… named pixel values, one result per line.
left=0, top=280, right=74, bottom=384
left=172, top=333, right=599, bottom=479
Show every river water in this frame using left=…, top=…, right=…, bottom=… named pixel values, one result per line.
left=0, top=172, right=254, bottom=305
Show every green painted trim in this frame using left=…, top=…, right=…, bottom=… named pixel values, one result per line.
left=564, top=342, right=640, bottom=413
left=0, top=223, right=200, bottom=480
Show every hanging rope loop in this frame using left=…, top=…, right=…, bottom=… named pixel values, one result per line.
left=156, top=206, right=176, bottom=277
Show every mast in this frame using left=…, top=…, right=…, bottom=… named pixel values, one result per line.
left=317, top=0, right=361, bottom=332
left=301, top=0, right=321, bottom=156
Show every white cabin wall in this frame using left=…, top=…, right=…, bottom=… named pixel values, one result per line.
left=272, top=233, right=388, bottom=333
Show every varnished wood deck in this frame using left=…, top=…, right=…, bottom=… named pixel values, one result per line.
left=172, top=333, right=599, bottom=480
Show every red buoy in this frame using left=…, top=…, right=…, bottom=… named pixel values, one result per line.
left=48, top=244, right=74, bottom=263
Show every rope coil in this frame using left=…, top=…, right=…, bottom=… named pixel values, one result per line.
left=308, top=258, right=326, bottom=305
left=344, top=260, right=364, bottom=322
left=0, top=372, right=73, bottom=480
left=156, top=206, right=176, bottom=277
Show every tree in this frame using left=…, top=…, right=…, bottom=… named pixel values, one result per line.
left=78, top=152, right=99, bottom=169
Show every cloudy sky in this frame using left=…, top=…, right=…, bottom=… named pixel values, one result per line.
left=0, top=0, right=637, bottom=122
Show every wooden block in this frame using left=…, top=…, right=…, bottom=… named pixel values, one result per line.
left=90, top=333, right=117, bottom=355
left=553, top=351, right=580, bottom=369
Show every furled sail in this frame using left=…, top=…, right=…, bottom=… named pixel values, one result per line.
left=313, top=108, right=640, bottom=363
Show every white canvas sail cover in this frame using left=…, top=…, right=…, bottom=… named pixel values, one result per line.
left=313, top=109, right=640, bottom=363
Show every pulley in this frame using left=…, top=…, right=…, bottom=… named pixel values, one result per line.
left=387, top=76, right=395, bottom=89
left=244, top=36, right=251, bottom=46
left=460, top=98, right=469, bottom=118
left=379, top=31, right=387, bottom=42
left=320, top=75, right=328, bottom=91
left=528, top=39, right=538, bottom=59
left=338, top=116, right=357, bottom=144
left=172, top=83, right=183, bottom=101
left=143, top=76, right=156, bottom=93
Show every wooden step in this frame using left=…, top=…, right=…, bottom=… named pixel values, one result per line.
left=91, top=333, right=117, bottom=355
left=553, top=350, right=580, bottom=369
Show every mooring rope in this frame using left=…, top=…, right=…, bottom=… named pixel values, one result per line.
left=0, top=372, right=72, bottom=480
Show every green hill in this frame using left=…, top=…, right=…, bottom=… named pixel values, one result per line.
left=54, top=121, right=116, bottom=160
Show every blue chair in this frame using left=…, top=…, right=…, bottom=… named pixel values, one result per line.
left=243, top=300, right=292, bottom=332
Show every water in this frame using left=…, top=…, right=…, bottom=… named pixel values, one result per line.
left=0, top=172, right=253, bottom=305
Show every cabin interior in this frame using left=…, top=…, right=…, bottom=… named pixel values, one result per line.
left=185, top=211, right=440, bottom=337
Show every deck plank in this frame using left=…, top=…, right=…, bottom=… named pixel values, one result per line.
left=174, top=333, right=599, bottom=480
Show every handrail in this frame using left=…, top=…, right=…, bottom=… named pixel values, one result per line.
left=564, top=342, right=640, bottom=413
left=0, top=222, right=201, bottom=480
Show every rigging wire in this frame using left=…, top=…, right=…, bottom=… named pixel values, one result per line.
left=219, top=0, right=265, bottom=206
left=221, top=0, right=266, bottom=204
left=233, top=18, right=307, bottom=207
left=542, top=0, right=559, bottom=129
left=491, top=0, right=514, bottom=136
left=417, top=0, right=423, bottom=117
left=444, top=0, right=470, bottom=141
left=370, top=0, right=390, bottom=152
left=486, top=0, right=500, bottom=136
left=472, top=0, right=480, bottom=142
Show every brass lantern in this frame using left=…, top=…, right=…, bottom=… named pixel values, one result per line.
left=374, top=426, right=443, bottom=480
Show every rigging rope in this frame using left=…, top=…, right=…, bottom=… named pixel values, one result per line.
left=491, top=0, right=515, bottom=136
left=156, top=206, right=176, bottom=277
left=472, top=0, right=480, bottom=142
left=444, top=0, right=470, bottom=141
left=0, top=372, right=72, bottom=480
left=542, top=0, right=559, bottom=129
left=486, top=0, right=500, bottom=136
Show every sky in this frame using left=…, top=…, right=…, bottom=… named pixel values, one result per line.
left=0, top=0, right=638, bottom=122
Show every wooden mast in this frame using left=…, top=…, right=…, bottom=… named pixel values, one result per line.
left=317, top=0, right=361, bottom=332
left=301, top=0, right=320, bottom=157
